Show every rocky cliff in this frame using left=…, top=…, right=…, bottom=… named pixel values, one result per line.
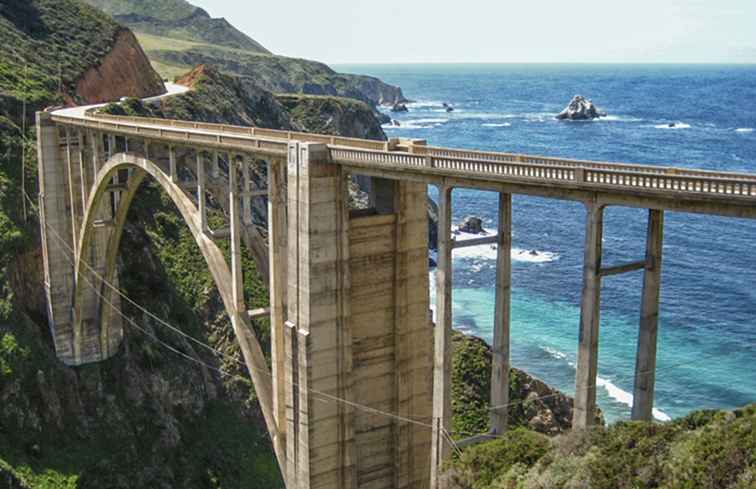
left=0, top=0, right=164, bottom=109
left=81, top=0, right=407, bottom=108
left=276, top=93, right=387, bottom=140
left=73, top=28, right=165, bottom=104
left=451, top=331, right=602, bottom=437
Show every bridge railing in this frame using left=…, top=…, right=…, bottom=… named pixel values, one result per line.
left=52, top=111, right=756, bottom=200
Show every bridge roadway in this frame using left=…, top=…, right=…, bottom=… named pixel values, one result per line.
left=40, top=95, right=756, bottom=489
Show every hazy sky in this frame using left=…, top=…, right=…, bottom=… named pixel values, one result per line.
left=189, top=0, right=756, bottom=64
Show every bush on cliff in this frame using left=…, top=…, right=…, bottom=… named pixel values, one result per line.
left=444, top=404, right=756, bottom=489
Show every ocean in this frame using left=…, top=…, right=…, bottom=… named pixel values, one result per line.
left=336, top=63, right=756, bottom=422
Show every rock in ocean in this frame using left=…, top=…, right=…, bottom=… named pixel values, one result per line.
left=391, top=103, right=409, bottom=113
left=457, top=216, right=486, bottom=234
left=556, top=95, right=607, bottom=120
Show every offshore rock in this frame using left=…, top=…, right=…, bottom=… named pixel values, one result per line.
left=391, top=103, right=409, bottom=113
left=457, top=216, right=486, bottom=234
left=556, top=95, right=607, bottom=120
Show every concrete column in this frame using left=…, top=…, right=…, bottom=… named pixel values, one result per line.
left=268, top=158, right=288, bottom=436
left=65, top=128, right=83, bottom=256
left=36, top=112, right=76, bottom=364
left=573, top=202, right=604, bottom=429
left=212, top=151, right=220, bottom=179
left=490, top=193, right=512, bottom=434
left=77, top=131, right=90, bottom=210
left=169, top=145, right=178, bottom=183
left=242, top=156, right=253, bottom=225
left=197, top=151, right=207, bottom=232
left=229, top=157, right=244, bottom=313
left=393, top=181, right=433, bottom=489
left=632, top=209, right=664, bottom=421
left=431, top=184, right=453, bottom=488
left=285, top=142, right=354, bottom=489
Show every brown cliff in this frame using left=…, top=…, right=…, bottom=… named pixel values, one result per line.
left=73, top=29, right=165, bottom=105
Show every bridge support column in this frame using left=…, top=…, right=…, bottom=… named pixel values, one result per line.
left=573, top=202, right=604, bottom=429
left=632, top=209, right=664, bottom=421
left=37, top=112, right=77, bottom=364
left=490, top=193, right=512, bottom=434
left=268, top=158, right=288, bottom=439
left=285, top=142, right=355, bottom=489
left=431, top=184, right=453, bottom=488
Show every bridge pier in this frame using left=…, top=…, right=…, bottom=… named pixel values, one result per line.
left=573, top=201, right=604, bottom=429
left=490, top=193, right=512, bottom=434
left=632, top=209, right=664, bottom=421
left=430, top=184, right=453, bottom=488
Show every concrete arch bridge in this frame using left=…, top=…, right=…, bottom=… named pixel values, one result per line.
left=36, top=103, right=756, bottom=489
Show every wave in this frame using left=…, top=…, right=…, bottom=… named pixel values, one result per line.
left=449, top=232, right=559, bottom=263
left=406, top=100, right=445, bottom=109
left=482, top=122, right=512, bottom=128
left=596, top=376, right=671, bottom=422
left=735, top=128, right=754, bottom=133
left=654, top=122, right=691, bottom=130
left=539, top=345, right=671, bottom=422
left=383, top=118, right=449, bottom=130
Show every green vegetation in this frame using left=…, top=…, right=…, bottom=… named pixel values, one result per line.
left=81, top=0, right=405, bottom=106
left=445, top=405, right=756, bottom=489
left=0, top=0, right=122, bottom=101
left=84, top=0, right=199, bottom=22
left=100, top=66, right=386, bottom=141
left=83, top=0, right=270, bottom=52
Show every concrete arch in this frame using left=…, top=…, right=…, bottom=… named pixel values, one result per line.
left=72, top=151, right=282, bottom=464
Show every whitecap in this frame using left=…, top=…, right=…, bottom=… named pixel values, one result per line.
left=654, top=123, right=691, bottom=130
left=383, top=118, right=449, bottom=130
left=406, top=100, right=444, bottom=109
left=541, top=345, right=568, bottom=361
left=735, top=128, right=754, bottom=133
left=596, top=376, right=672, bottom=422
left=482, top=123, right=512, bottom=128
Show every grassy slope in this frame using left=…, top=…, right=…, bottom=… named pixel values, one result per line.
left=0, top=0, right=122, bottom=101
left=83, top=0, right=270, bottom=53
left=84, top=0, right=198, bottom=21
left=445, top=405, right=756, bottom=489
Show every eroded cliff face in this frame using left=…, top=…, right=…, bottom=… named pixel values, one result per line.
left=73, top=29, right=165, bottom=105
left=276, top=93, right=387, bottom=140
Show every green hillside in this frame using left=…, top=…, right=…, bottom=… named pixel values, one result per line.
left=83, top=0, right=270, bottom=52
left=81, top=0, right=408, bottom=106
left=0, top=0, right=122, bottom=104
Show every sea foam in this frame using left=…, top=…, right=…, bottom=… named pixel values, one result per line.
left=451, top=230, right=559, bottom=263
left=541, top=345, right=672, bottom=422
left=596, top=376, right=672, bottom=422
left=482, top=122, right=512, bottom=128
left=735, top=128, right=754, bottom=133
left=654, top=123, right=691, bottom=129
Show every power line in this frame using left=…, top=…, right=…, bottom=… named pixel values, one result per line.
left=24, top=191, right=436, bottom=432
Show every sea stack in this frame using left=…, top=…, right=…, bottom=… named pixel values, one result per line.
left=556, top=95, right=607, bottom=120
left=391, top=102, right=409, bottom=112
left=457, top=216, right=486, bottom=234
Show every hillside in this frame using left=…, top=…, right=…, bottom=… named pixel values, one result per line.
left=444, top=405, right=756, bottom=489
left=84, top=0, right=270, bottom=52
left=0, top=0, right=164, bottom=107
left=81, top=0, right=408, bottom=107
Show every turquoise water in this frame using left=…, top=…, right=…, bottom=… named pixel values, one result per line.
left=338, top=64, right=756, bottom=422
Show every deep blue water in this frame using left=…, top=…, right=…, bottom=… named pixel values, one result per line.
left=337, top=64, right=756, bottom=422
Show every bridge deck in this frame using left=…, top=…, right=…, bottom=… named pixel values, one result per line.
left=50, top=111, right=756, bottom=218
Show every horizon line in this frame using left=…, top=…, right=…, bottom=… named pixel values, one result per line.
left=328, top=60, right=756, bottom=66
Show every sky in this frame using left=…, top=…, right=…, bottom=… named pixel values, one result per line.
left=189, top=0, right=756, bottom=64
